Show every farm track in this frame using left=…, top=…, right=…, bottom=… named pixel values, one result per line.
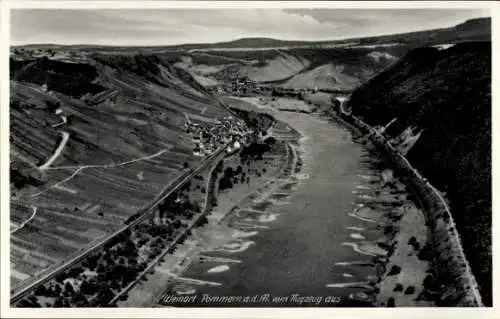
left=37, top=131, right=70, bottom=170
left=27, top=148, right=171, bottom=198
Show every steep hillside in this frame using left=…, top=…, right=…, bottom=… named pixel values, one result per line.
left=212, top=49, right=310, bottom=83
left=346, top=42, right=491, bottom=305
left=202, top=46, right=399, bottom=89
left=9, top=53, right=231, bottom=288
left=279, top=47, right=398, bottom=90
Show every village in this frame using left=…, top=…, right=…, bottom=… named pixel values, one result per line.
left=207, top=76, right=319, bottom=98
left=184, top=114, right=254, bottom=157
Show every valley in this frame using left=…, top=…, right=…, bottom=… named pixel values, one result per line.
left=8, top=15, right=492, bottom=308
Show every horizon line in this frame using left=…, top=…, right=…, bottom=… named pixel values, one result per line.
left=10, top=16, right=491, bottom=48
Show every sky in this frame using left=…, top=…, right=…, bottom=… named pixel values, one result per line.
left=10, top=8, right=491, bottom=46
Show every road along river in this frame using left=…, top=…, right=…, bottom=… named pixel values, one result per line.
left=157, top=110, right=410, bottom=307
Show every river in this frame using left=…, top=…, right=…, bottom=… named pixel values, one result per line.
left=160, top=111, right=390, bottom=307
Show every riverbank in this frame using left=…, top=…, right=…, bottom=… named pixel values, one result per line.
left=335, top=106, right=481, bottom=306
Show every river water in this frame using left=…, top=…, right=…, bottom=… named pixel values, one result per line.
left=161, top=112, right=388, bottom=307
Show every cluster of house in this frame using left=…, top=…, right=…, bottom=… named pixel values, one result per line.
left=230, top=77, right=257, bottom=94
left=185, top=115, right=253, bottom=157
left=209, top=76, right=320, bottom=99
left=208, top=77, right=263, bottom=96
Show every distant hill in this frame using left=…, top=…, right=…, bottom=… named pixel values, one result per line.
left=12, top=17, right=491, bottom=52
left=163, top=17, right=492, bottom=51
left=347, top=42, right=492, bottom=306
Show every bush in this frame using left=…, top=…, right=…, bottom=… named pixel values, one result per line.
left=219, top=177, right=233, bottom=190
left=224, top=167, right=234, bottom=178
left=264, top=136, right=276, bottom=145
left=34, top=285, right=48, bottom=296
left=393, top=283, right=404, bottom=292
left=404, top=286, right=416, bottom=295
left=417, top=243, right=433, bottom=261
left=408, top=236, right=421, bottom=251
left=387, top=265, right=402, bottom=276
left=386, top=297, right=395, bottom=307
left=55, top=272, right=68, bottom=283
left=384, top=225, right=395, bottom=235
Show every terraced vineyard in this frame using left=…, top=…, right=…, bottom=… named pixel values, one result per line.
left=10, top=52, right=232, bottom=290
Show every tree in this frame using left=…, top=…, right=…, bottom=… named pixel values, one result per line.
left=96, top=287, right=115, bottom=307
left=96, top=263, right=106, bottom=274
left=192, top=201, right=201, bottom=213
left=173, top=220, right=182, bottom=229
left=236, top=165, right=243, bottom=175
left=197, top=216, right=209, bottom=227
left=224, top=167, right=234, bottom=178
left=68, top=266, right=83, bottom=278
left=55, top=272, right=68, bottom=284
left=215, top=160, right=224, bottom=173
left=64, top=281, right=75, bottom=295
left=53, top=297, right=65, bottom=308
left=72, top=291, right=89, bottom=307
left=80, top=280, right=90, bottom=295
left=27, top=295, right=41, bottom=307
left=53, top=283, right=62, bottom=296
left=264, top=136, right=276, bottom=145
left=219, top=177, right=233, bottom=190
left=35, top=284, right=48, bottom=296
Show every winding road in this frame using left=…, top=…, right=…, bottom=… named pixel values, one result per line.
left=37, top=131, right=70, bottom=170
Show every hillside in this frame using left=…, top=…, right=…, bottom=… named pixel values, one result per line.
left=278, top=47, right=398, bottom=90
left=9, top=53, right=231, bottom=288
left=346, top=42, right=492, bottom=305
left=178, top=46, right=399, bottom=89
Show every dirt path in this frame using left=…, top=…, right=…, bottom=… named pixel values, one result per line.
left=38, top=131, right=70, bottom=170
left=28, top=148, right=171, bottom=198
left=10, top=206, right=37, bottom=234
